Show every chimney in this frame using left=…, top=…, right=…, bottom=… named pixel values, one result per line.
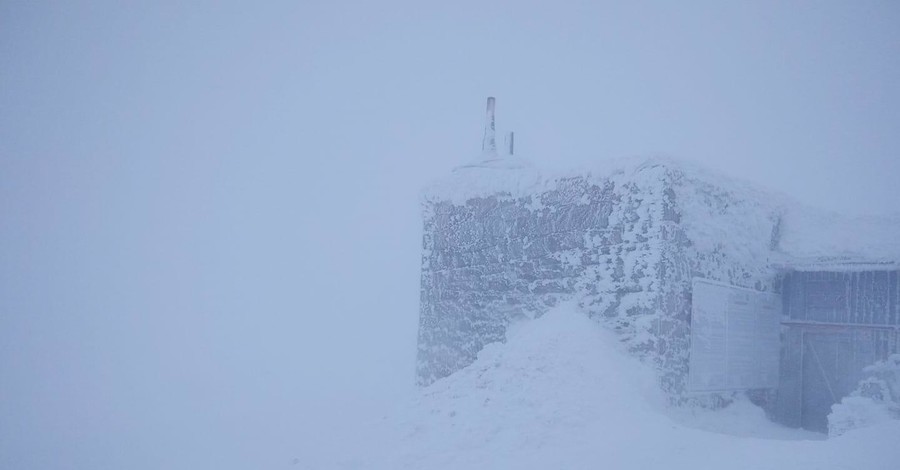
left=481, top=97, right=497, bottom=154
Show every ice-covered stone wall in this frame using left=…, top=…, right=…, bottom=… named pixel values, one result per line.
left=417, top=159, right=784, bottom=394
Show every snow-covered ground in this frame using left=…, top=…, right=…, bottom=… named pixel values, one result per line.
left=314, top=304, right=899, bottom=469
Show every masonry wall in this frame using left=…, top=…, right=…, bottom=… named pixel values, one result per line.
left=417, top=161, right=783, bottom=396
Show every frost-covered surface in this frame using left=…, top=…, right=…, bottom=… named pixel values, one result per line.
left=332, top=305, right=900, bottom=469
left=777, top=208, right=900, bottom=268
left=829, top=354, right=900, bottom=437
left=426, top=152, right=543, bottom=204
left=417, top=157, right=785, bottom=392
left=829, top=395, right=898, bottom=438
left=417, top=155, right=900, bottom=395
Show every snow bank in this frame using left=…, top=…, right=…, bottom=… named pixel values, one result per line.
left=829, top=354, right=900, bottom=437
left=668, top=395, right=824, bottom=441
left=338, top=304, right=900, bottom=469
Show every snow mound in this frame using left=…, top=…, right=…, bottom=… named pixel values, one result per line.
left=335, top=304, right=900, bottom=469
left=829, top=354, right=900, bottom=437
left=408, top=302, right=668, bottom=442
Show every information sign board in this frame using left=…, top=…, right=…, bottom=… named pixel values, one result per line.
left=688, top=278, right=781, bottom=392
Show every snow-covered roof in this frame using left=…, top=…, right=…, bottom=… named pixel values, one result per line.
left=424, top=151, right=543, bottom=205
left=423, top=155, right=900, bottom=269
left=774, top=206, right=900, bottom=269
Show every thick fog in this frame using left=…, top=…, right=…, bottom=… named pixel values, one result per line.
left=1, top=1, right=898, bottom=468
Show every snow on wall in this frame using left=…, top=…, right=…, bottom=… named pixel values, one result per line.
left=417, top=157, right=784, bottom=394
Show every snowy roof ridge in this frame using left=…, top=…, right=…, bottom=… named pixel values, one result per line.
left=421, top=153, right=545, bottom=205
left=421, top=154, right=900, bottom=265
left=563, top=156, right=900, bottom=266
left=421, top=155, right=786, bottom=205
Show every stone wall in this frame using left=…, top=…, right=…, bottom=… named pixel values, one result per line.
left=417, top=161, right=783, bottom=396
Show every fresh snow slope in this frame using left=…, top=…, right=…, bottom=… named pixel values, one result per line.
left=333, top=304, right=899, bottom=470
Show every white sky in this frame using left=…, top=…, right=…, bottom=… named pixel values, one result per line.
left=2, top=1, right=899, bottom=468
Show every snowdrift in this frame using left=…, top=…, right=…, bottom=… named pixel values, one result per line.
left=338, top=304, right=899, bottom=469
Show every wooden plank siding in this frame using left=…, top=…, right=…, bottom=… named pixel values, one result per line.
left=774, top=269, right=900, bottom=430
left=783, top=270, right=900, bottom=326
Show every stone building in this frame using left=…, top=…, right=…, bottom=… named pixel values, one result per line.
left=417, top=98, right=900, bottom=432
